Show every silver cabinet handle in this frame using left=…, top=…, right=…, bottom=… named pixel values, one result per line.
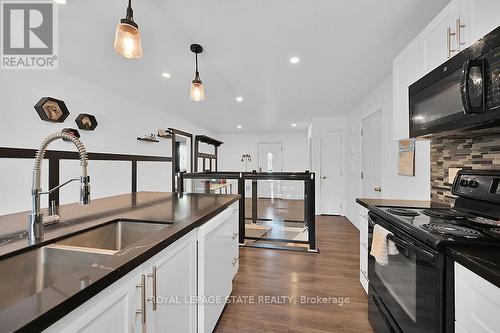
left=232, top=233, right=239, bottom=240
left=447, top=27, right=456, bottom=58
left=232, top=257, right=239, bottom=267
left=374, top=187, right=382, bottom=192
left=147, top=265, right=157, bottom=311
left=456, top=18, right=466, bottom=51
left=136, top=274, right=146, bottom=326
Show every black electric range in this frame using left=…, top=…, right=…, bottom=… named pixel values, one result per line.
left=367, top=170, right=500, bottom=333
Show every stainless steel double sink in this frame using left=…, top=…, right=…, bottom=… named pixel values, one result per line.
left=0, top=220, right=170, bottom=310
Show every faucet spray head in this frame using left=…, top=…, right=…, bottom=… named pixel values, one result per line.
left=80, top=176, right=91, bottom=205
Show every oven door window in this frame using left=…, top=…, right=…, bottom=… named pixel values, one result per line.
left=374, top=246, right=417, bottom=322
left=369, top=233, right=440, bottom=333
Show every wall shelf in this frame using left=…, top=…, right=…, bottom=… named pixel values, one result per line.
left=137, top=137, right=159, bottom=143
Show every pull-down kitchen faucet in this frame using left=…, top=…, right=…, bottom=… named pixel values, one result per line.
left=29, top=131, right=90, bottom=244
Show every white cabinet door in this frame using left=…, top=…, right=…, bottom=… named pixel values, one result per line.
left=470, top=0, right=500, bottom=43
left=421, top=0, right=460, bottom=72
left=44, top=269, right=143, bottom=333
left=147, top=230, right=197, bottom=333
left=455, top=263, right=500, bottom=333
left=393, top=37, right=425, bottom=140
left=197, top=210, right=235, bottom=333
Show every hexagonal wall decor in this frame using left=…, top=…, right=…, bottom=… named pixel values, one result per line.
left=75, top=113, right=98, bottom=131
left=34, top=97, right=70, bottom=123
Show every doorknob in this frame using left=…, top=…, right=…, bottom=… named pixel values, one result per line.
left=322, top=176, right=327, bottom=179
left=374, top=187, right=382, bottom=192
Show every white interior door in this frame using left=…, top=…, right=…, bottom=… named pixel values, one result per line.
left=258, top=143, right=283, bottom=199
left=362, top=110, right=382, bottom=197
left=320, top=132, right=343, bottom=215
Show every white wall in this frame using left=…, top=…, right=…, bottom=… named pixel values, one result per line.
left=218, top=132, right=308, bottom=199
left=344, top=74, right=430, bottom=227
left=0, top=70, right=213, bottom=215
left=308, top=117, right=346, bottom=215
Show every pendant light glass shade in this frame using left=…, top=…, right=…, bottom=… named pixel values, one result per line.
left=114, top=0, right=142, bottom=59
left=190, top=81, right=205, bottom=101
left=114, top=22, right=142, bottom=59
left=189, top=44, right=205, bottom=101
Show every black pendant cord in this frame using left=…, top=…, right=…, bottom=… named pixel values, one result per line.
left=195, top=53, right=199, bottom=76
left=126, top=0, right=133, bottom=20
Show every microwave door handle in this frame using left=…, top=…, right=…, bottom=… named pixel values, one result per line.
left=460, top=59, right=485, bottom=114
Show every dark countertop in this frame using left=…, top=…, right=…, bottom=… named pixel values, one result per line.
left=447, top=245, right=500, bottom=288
left=0, top=192, right=240, bottom=333
left=356, top=198, right=448, bottom=210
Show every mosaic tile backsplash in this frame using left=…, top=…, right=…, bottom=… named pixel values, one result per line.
left=431, top=134, right=500, bottom=206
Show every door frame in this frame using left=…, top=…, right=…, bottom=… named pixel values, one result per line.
left=257, top=142, right=283, bottom=172
left=319, top=131, right=344, bottom=216
left=361, top=108, right=383, bottom=198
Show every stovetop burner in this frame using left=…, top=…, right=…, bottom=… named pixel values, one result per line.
left=421, top=223, right=483, bottom=238
left=488, top=228, right=500, bottom=239
left=467, top=216, right=500, bottom=227
left=386, top=208, right=419, bottom=217
left=421, top=209, right=469, bottom=219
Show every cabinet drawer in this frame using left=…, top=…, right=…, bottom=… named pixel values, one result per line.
left=359, top=217, right=368, bottom=250
left=455, top=263, right=500, bottom=333
left=360, top=244, right=368, bottom=280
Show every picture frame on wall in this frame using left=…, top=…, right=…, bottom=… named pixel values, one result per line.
left=398, top=139, right=415, bottom=177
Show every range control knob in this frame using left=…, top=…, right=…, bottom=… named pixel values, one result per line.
left=460, top=179, right=469, bottom=187
left=468, top=180, right=479, bottom=188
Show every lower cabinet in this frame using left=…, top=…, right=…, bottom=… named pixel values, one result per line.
left=197, top=202, right=239, bottom=333
left=455, top=262, right=500, bottom=333
left=44, top=204, right=239, bottom=333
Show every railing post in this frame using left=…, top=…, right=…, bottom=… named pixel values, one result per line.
left=177, top=171, right=185, bottom=193
left=307, top=172, right=317, bottom=252
left=238, top=173, right=245, bottom=244
left=252, top=177, right=258, bottom=224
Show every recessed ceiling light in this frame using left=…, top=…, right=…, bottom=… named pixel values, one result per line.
left=289, top=57, right=300, bottom=64
left=53, top=0, right=67, bottom=4
left=235, top=96, right=243, bottom=102
left=292, top=123, right=297, bottom=127
left=237, top=125, right=242, bottom=129
left=161, top=72, right=171, bottom=78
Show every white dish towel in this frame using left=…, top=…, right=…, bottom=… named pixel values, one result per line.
left=370, top=224, right=399, bottom=266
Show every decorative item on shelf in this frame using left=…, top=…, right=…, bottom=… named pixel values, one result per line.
left=137, top=133, right=159, bottom=143
left=398, top=139, right=416, bottom=176
left=241, top=153, right=252, bottom=172
left=34, top=97, right=70, bottom=123
left=189, top=44, right=205, bottom=101
left=75, top=113, right=98, bottom=131
left=61, top=128, right=81, bottom=141
left=157, top=128, right=172, bottom=139
left=114, top=0, right=142, bottom=59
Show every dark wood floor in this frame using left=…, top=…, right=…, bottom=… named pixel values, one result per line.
left=216, top=215, right=374, bottom=333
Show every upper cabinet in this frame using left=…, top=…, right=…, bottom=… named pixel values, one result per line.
left=392, top=0, right=499, bottom=141
left=469, top=0, right=500, bottom=43
left=421, top=0, right=470, bottom=73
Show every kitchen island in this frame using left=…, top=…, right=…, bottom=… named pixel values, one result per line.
left=0, top=192, right=240, bottom=333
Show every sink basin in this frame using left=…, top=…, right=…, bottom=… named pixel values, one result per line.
left=0, top=246, right=108, bottom=311
left=54, top=220, right=170, bottom=254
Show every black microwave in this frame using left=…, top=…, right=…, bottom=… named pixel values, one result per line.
left=409, top=26, right=500, bottom=138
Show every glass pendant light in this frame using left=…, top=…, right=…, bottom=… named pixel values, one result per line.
left=189, top=44, right=205, bottom=101
left=114, top=0, right=142, bottom=59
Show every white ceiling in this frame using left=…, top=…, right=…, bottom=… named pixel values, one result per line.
left=59, top=0, right=450, bottom=134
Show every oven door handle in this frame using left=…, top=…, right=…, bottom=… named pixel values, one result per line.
left=387, top=234, right=436, bottom=262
